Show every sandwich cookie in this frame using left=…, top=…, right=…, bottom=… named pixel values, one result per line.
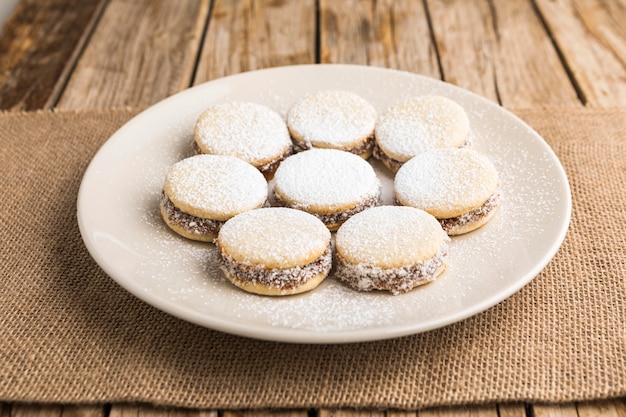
left=373, top=95, right=471, bottom=172
left=216, top=207, right=332, bottom=296
left=394, top=148, right=500, bottom=235
left=160, top=154, right=268, bottom=242
left=286, top=90, right=378, bottom=158
left=335, top=206, right=449, bottom=295
left=273, top=148, right=381, bottom=231
left=194, top=101, right=292, bottom=178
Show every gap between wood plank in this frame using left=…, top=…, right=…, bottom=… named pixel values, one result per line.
left=45, top=0, right=109, bottom=109
left=529, top=0, right=587, bottom=106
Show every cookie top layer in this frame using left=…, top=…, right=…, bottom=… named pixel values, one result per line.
left=163, top=154, right=268, bottom=221
left=194, top=101, right=292, bottom=167
left=217, top=207, right=331, bottom=269
left=286, top=90, right=377, bottom=149
left=394, top=148, right=499, bottom=219
left=273, top=148, right=381, bottom=213
left=336, top=206, right=448, bottom=269
left=375, top=95, right=470, bottom=162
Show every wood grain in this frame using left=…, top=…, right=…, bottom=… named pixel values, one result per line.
left=193, top=0, right=316, bottom=84
left=318, top=410, right=384, bottom=417
left=56, top=0, right=210, bottom=109
left=498, top=404, right=526, bottom=417
left=532, top=404, right=578, bottom=417
left=535, top=0, right=626, bottom=107
left=319, top=0, right=440, bottom=78
left=426, top=0, right=580, bottom=107
left=223, top=411, right=308, bottom=417
left=0, top=0, right=106, bottom=111
left=418, top=405, right=498, bottom=417
left=578, top=398, right=626, bottom=417
left=110, top=405, right=216, bottom=417
left=10, top=405, right=63, bottom=417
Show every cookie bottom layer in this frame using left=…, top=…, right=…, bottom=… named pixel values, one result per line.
left=217, top=245, right=333, bottom=296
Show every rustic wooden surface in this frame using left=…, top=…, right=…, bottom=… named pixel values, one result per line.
left=0, top=0, right=624, bottom=415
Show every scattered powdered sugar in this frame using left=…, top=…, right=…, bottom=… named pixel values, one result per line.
left=229, top=279, right=397, bottom=332
left=194, top=101, right=291, bottom=165
left=286, top=90, right=377, bottom=147
left=164, top=154, right=268, bottom=220
left=273, top=148, right=381, bottom=210
left=375, top=95, right=470, bottom=161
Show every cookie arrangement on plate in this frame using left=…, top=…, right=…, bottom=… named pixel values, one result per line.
left=159, top=90, right=501, bottom=296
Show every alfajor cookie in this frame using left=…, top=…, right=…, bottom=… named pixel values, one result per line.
left=216, top=207, right=332, bottom=296
left=394, top=148, right=500, bottom=235
left=286, top=90, right=378, bottom=158
left=160, top=154, right=268, bottom=242
left=373, top=95, right=471, bottom=172
left=335, top=206, right=449, bottom=295
left=273, top=148, right=381, bottom=231
left=193, top=101, right=292, bottom=178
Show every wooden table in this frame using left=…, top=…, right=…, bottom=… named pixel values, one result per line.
left=1, top=0, right=624, bottom=416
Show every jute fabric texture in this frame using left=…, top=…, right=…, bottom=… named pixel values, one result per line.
left=0, top=108, right=624, bottom=409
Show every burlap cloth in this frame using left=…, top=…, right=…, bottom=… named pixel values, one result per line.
left=0, top=107, right=624, bottom=409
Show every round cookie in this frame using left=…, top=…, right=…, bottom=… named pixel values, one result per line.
left=216, top=207, right=332, bottom=296
left=193, top=101, right=292, bottom=177
left=286, top=90, right=378, bottom=158
left=160, top=154, right=268, bottom=242
left=373, top=95, right=471, bottom=172
left=335, top=206, right=449, bottom=295
left=394, top=148, right=500, bottom=235
left=273, top=148, right=381, bottom=231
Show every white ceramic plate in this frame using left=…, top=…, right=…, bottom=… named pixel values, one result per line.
left=77, top=64, right=571, bottom=344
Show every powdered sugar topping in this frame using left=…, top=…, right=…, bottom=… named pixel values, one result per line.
left=336, top=206, right=449, bottom=268
left=287, top=90, right=377, bottom=147
left=194, top=101, right=291, bottom=166
left=375, top=95, right=470, bottom=162
left=164, top=154, right=268, bottom=220
left=394, top=148, right=499, bottom=218
left=274, top=148, right=381, bottom=211
left=217, top=207, right=331, bottom=268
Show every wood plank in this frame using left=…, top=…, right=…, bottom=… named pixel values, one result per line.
left=223, top=411, right=308, bottom=417
left=0, top=0, right=106, bottom=111
left=110, top=405, right=217, bottom=417
left=0, top=403, right=10, bottom=417
left=497, top=404, right=527, bottom=417
left=318, top=411, right=384, bottom=417
left=61, top=406, right=104, bottom=417
left=387, top=412, right=417, bottom=417
left=10, top=405, right=63, bottom=417
left=578, top=398, right=626, bottom=417
left=532, top=404, right=578, bottom=417
left=534, top=0, right=626, bottom=107
left=193, top=0, right=316, bottom=84
left=426, top=0, right=580, bottom=107
left=56, top=0, right=210, bottom=109
left=418, top=405, right=498, bottom=417
left=319, top=0, right=440, bottom=78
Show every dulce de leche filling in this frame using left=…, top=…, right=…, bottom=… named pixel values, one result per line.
left=193, top=140, right=292, bottom=176
left=292, top=134, right=375, bottom=156
left=335, top=245, right=449, bottom=296
left=438, top=191, right=500, bottom=233
left=160, top=191, right=224, bottom=238
left=217, top=245, right=333, bottom=291
left=273, top=192, right=380, bottom=227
